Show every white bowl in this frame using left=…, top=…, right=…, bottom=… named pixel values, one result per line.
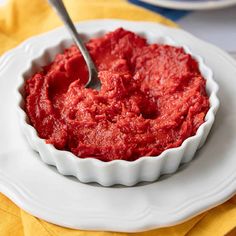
left=17, top=26, right=219, bottom=186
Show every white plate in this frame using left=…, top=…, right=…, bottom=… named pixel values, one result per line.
left=140, top=0, right=236, bottom=10
left=0, top=20, right=236, bottom=232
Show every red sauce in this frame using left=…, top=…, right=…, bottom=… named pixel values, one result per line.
left=25, top=28, right=209, bottom=161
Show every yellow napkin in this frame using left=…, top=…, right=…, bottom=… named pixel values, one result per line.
left=0, top=0, right=176, bottom=54
left=0, top=0, right=236, bottom=235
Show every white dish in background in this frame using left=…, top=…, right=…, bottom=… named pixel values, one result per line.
left=0, top=20, right=236, bottom=232
left=17, top=29, right=219, bottom=187
left=139, top=0, right=236, bottom=10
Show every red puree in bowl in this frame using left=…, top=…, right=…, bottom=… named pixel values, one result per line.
left=25, top=28, right=209, bottom=161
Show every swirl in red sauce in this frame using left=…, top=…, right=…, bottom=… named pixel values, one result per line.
left=25, top=28, right=209, bottom=161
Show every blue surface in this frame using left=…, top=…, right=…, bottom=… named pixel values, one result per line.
left=128, top=0, right=190, bottom=21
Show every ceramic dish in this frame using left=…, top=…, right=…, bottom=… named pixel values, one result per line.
left=0, top=20, right=235, bottom=232
left=16, top=26, right=219, bottom=187
left=140, top=0, right=236, bottom=10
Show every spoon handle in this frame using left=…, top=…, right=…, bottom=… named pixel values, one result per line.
left=48, top=0, right=98, bottom=87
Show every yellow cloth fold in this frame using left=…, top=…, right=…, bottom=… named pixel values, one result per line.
left=0, top=0, right=235, bottom=235
left=1, top=193, right=236, bottom=236
left=0, top=0, right=176, bottom=55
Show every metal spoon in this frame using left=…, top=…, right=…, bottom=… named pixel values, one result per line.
left=48, top=0, right=101, bottom=90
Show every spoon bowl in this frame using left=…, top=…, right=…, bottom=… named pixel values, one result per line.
left=48, top=0, right=101, bottom=90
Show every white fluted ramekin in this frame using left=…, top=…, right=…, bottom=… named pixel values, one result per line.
left=16, top=26, right=219, bottom=186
